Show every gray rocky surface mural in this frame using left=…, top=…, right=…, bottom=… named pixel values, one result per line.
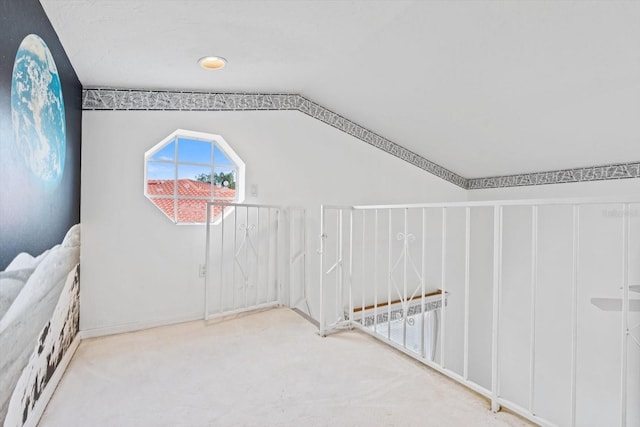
left=0, top=225, right=80, bottom=425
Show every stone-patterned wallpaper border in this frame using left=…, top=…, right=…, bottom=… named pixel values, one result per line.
left=468, top=162, right=640, bottom=189
left=82, top=88, right=467, bottom=188
left=83, top=88, right=640, bottom=190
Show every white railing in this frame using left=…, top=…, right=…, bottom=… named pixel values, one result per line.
left=204, top=203, right=308, bottom=320
left=288, top=207, right=310, bottom=314
left=319, top=197, right=640, bottom=427
left=204, top=203, right=282, bottom=320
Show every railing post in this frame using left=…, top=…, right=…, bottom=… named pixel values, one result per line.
left=491, top=205, right=503, bottom=413
left=387, top=209, right=392, bottom=341
left=266, top=208, right=272, bottom=304
left=620, top=203, right=629, bottom=427
left=219, top=205, right=225, bottom=315
left=275, top=208, right=280, bottom=306
left=463, top=206, right=470, bottom=380
left=374, top=209, right=379, bottom=335
left=319, top=205, right=326, bottom=336
left=256, top=207, right=260, bottom=307
left=337, top=209, right=343, bottom=323
left=441, top=207, right=447, bottom=367
left=204, top=203, right=212, bottom=320
left=570, top=205, right=580, bottom=427
left=232, top=207, right=238, bottom=310
left=529, top=205, right=538, bottom=414
left=361, top=210, right=367, bottom=323
left=303, top=209, right=308, bottom=313
left=348, top=209, right=354, bottom=329
left=403, top=208, right=409, bottom=348
left=245, top=206, right=250, bottom=309
left=421, top=208, right=427, bottom=359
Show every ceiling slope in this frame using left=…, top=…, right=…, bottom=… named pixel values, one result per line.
left=41, top=0, right=640, bottom=179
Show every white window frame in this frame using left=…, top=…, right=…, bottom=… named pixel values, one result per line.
left=144, top=129, right=245, bottom=224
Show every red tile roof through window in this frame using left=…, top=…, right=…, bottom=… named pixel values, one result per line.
left=147, top=179, right=236, bottom=222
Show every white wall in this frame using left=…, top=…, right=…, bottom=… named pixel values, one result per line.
left=80, top=110, right=465, bottom=334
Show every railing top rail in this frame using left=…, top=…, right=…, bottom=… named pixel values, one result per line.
left=206, top=202, right=284, bottom=209
left=321, top=204, right=354, bottom=210
left=346, top=195, right=640, bottom=210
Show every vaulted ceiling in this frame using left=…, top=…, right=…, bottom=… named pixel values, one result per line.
left=40, top=0, right=640, bottom=179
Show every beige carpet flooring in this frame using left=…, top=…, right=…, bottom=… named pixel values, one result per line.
left=39, top=308, right=533, bottom=427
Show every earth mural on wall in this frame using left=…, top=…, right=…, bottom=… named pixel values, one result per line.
left=11, top=34, right=66, bottom=188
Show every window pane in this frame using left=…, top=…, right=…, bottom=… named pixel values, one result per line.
left=147, top=161, right=174, bottom=180
left=178, top=138, right=212, bottom=164
left=147, top=161, right=175, bottom=195
left=177, top=164, right=213, bottom=197
left=149, top=140, right=175, bottom=161
left=177, top=199, right=208, bottom=223
left=213, top=167, right=237, bottom=199
left=148, top=197, right=175, bottom=222
left=147, top=180, right=175, bottom=196
left=214, top=145, right=234, bottom=166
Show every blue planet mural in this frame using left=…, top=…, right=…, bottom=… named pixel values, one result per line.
left=11, top=34, right=66, bottom=188
left=1, top=1, right=81, bottom=272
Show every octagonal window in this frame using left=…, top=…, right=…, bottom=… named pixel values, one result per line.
left=144, top=129, right=245, bottom=224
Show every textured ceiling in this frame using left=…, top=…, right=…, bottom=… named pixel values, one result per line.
left=40, top=0, right=640, bottom=178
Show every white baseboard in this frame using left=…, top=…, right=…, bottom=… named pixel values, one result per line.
left=79, top=312, right=203, bottom=339
left=23, top=336, right=81, bottom=427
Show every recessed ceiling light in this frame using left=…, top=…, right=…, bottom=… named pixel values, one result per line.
left=198, top=56, right=227, bottom=70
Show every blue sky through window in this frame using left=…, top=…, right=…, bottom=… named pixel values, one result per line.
left=214, top=145, right=233, bottom=166
left=178, top=138, right=211, bottom=164
left=147, top=161, right=173, bottom=180
left=150, top=140, right=175, bottom=161
left=147, top=138, right=236, bottom=180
